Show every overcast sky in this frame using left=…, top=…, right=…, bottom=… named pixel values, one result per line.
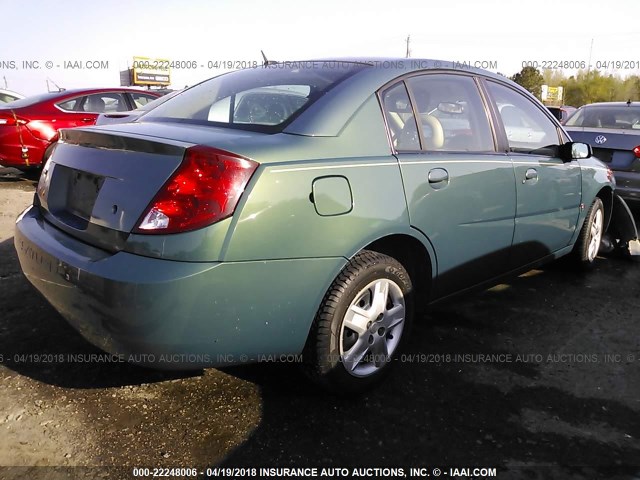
left=3, top=0, right=640, bottom=95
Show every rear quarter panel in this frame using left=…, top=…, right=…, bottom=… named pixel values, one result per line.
left=223, top=95, right=413, bottom=261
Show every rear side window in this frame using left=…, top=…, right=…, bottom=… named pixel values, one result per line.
left=82, top=93, right=128, bottom=113
left=487, top=81, right=560, bottom=155
left=57, top=98, right=80, bottom=111
left=404, top=74, right=495, bottom=152
left=381, top=82, right=420, bottom=151
left=143, top=63, right=366, bottom=132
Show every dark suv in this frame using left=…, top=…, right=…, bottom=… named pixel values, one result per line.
left=547, top=105, right=577, bottom=124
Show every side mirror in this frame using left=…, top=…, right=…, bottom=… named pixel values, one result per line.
left=559, top=142, right=592, bottom=161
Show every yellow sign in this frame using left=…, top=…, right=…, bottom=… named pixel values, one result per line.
left=541, top=85, right=564, bottom=103
left=131, top=56, right=171, bottom=86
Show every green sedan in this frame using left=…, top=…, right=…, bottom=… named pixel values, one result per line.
left=15, top=59, right=620, bottom=392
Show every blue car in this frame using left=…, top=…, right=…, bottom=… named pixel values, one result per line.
left=565, top=101, right=640, bottom=205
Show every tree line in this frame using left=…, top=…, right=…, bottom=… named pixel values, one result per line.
left=508, top=66, right=640, bottom=107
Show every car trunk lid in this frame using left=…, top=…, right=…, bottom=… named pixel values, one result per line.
left=37, top=128, right=192, bottom=251
left=566, top=127, right=640, bottom=171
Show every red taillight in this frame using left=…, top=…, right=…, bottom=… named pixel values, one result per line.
left=634, top=145, right=640, bottom=158
left=134, top=145, right=258, bottom=234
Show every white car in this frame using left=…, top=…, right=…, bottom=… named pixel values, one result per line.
left=0, top=89, right=25, bottom=103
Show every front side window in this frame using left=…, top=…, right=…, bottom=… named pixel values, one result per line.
left=487, top=81, right=560, bottom=155
left=143, top=63, right=366, bottom=132
left=405, top=74, right=495, bottom=152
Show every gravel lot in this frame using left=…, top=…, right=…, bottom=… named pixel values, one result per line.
left=1, top=168, right=639, bottom=479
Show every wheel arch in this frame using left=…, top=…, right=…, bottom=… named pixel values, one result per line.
left=596, top=186, right=614, bottom=231
left=361, top=233, right=434, bottom=312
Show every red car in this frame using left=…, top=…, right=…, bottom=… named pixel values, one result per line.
left=0, top=88, right=160, bottom=170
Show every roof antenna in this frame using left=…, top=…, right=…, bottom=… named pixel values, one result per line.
left=46, top=77, right=65, bottom=93
left=261, top=50, right=272, bottom=67
left=627, top=99, right=632, bottom=106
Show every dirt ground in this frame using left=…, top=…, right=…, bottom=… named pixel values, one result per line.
left=1, top=167, right=639, bottom=480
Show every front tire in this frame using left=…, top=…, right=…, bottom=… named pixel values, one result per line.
left=572, top=197, right=604, bottom=266
left=303, top=250, right=414, bottom=393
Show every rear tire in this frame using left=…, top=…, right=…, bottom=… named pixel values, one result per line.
left=303, top=250, right=413, bottom=393
left=572, top=197, right=604, bottom=267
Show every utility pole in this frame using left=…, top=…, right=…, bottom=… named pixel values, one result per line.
left=587, top=38, right=594, bottom=74
left=405, top=35, right=411, bottom=58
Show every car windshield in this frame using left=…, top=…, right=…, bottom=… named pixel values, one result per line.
left=565, top=105, right=640, bottom=130
left=142, top=63, right=367, bottom=132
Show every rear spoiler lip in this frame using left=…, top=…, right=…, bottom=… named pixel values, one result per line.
left=59, top=128, right=186, bottom=156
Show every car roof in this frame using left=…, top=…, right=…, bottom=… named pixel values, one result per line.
left=279, top=57, right=506, bottom=81
left=55, top=87, right=158, bottom=95
left=580, top=101, right=639, bottom=107
left=282, top=57, right=526, bottom=137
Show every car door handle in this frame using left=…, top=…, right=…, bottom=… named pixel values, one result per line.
left=523, top=168, right=538, bottom=183
left=428, top=168, right=449, bottom=184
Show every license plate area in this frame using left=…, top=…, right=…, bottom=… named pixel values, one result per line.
left=66, top=170, right=105, bottom=221
left=593, top=148, right=613, bottom=163
left=45, top=164, right=105, bottom=230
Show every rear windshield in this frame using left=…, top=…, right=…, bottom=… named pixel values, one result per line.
left=142, top=63, right=367, bottom=132
left=565, top=106, right=640, bottom=130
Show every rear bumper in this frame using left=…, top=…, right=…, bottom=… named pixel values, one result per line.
left=14, top=205, right=345, bottom=369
